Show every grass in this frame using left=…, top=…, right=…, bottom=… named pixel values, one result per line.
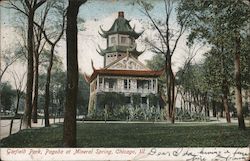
left=1, top=123, right=250, bottom=147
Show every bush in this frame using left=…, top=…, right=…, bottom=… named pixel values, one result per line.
left=176, top=110, right=191, bottom=121
left=110, top=106, right=129, bottom=120
left=98, top=92, right=126, bottom=110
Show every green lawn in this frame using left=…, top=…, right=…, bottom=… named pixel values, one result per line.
left=1, top=123, right=250, bottom=147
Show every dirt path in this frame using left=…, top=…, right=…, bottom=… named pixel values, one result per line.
left=0, top=118, right=63, bottom=139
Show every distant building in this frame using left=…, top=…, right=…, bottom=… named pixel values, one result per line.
left=84, top=11, right=163, bottom=114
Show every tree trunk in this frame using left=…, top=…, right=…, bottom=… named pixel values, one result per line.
left=203, top=92, right=209, bottom=118
left=188, top=91, right=192, bottom=114
left=180, top=96, right=183, bottom=111
left=23, top=9, right=35, bottom=129
left=234, top=32, right=245, bottom=130
left=170, top=72, right=175, bottom=123
left=220, top=104, right=223, bottom=117
left=32, top=54, right=39, bottom=123
left=221, top=45, right=231, bottom=123
left=165, top=54, right=175, bottom=123
left=63, top=1, right=81, bottom=147
left=44, top=46, right=56, bottom=127
left=10, top=94, right=20, bottom=135
left=222, top=80, right=231, bottom=123
left=245, top=90, right=249, bottom=113
left=193, top=94, right=197, bottom=113
left=212, top=99, right=216, bottom=117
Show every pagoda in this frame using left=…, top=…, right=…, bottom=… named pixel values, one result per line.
left=84, top=11, right=163, bottom=114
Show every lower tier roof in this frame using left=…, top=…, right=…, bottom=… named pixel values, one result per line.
left=84, top=69, right=164, bottom=83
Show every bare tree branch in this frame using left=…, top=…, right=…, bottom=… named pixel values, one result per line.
left=6, top=0, right=28, bottom=17
left=34, top=0, right=46, bottom=10
left=0, top=54, right=23, bottom=82
left=145, top=38, right=165, bottom=54
left=138, top=1, right=168, bottom=47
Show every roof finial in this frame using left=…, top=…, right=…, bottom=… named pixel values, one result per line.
left=118, top=11, right=124, bottom=18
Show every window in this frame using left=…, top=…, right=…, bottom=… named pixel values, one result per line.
left=124, top=79, right=131, bottom=89
left=137, top=80, right=149, bottom=89
left=106, top=78, right=115, bottom=89
left=153, top=80, right=155, bottom=90
left=111, top=37, right=116, bottom=44
left=124, top=79, right=128, bottom=89
left=99, top=78, right=103, bottom=88
left=148, top=81, right=151, bottom=90
left=137, top=80, right=143, bottom=89
left=109, top=81, right=114, bottom=89
left=121, top=36, right=127, bottom=43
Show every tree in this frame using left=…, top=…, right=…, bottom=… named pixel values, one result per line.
left=24, top=0, right=46, bottom=128
left=0, top=49, right=22, bottom=82
left=38, top=66, right=65, bottom=116
left=0, top=82, right=15, bottom=113
left=77, top=74, right=90, bottom=116
left=37, top=1, right=66, bottom=127
left=135, top=0, right=190, bottom=123
left=9, top=71, right=26, bottom=135
left=146, top=44, right=203, bottom=119
left=204, top=49, right=234, bottom=122
left=32, top=4, right=49, bottom=123
left=177, top=0, right=250, bottom=129
left=7, top=0, right=47, bottom=128
left=63, top=0, right=87, bottom=147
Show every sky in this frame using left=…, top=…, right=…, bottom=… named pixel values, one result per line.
left=1, top=0, right=206, bottom=84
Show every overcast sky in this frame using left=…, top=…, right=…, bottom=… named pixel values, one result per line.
left=1, top=0, right=206, bottom=84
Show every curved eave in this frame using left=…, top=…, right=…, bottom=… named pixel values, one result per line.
left=99, top=26, right=108, bottom=38
left=98, top=31, right=107, bottom=38
left=129, top=44, right=145, bottom=56
left=133, top=30, right=144, bottom=39
left=83, top=73, right=91, bottom=83
left=130, top=49, right=144, bottom=57
left=96, top=45, right=105, bottom=56
left=96, top=49, right=105, bottom=56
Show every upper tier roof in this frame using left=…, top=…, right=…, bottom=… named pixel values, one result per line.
left=99, top=11, right=143, bottom=39
left=97, top=45, right=144, bottom=57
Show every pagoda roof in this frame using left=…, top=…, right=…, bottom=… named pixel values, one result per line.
left=84, top=69, right=164, bottom=83
left=97, top=45, right=144, bottom=57
left=99, top=11, right=143, bottom=39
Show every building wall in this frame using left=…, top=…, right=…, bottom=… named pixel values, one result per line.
left=88, top=75, right=159, bottom=114
left=108, top=34, right=134, bottom=47
left=105, top=52, right=119, bottom=66
left=95, top=75, right=158, bottom=95
left=105, top=33, right=136, bottom=66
